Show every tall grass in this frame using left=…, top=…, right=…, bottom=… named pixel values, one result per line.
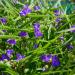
left=0, top=0, right=75, bottom=75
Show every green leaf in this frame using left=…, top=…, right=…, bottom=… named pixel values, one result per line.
left=3, top=68, right=19, bottom=75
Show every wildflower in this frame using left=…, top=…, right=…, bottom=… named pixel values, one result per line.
left=34, top=30, right=43, bottom=38
left=33, top=44, right=39, bottom=48
left=20, top=4, right=32, bottom=16
left=16, top=53, right=25, bottom=61
left=55, top=18, right=62, bottom=23
left=54, top=10, right=60, bottom=16
left=71, top=25, right=75, bottom=32
left=19, top=31, right=28, bottom=37
left=34, top=6, right=40, bottom=11
left=23, top=4, right=29, bottom=8
left=34, top=23, right=40, bottom=29
left=40, top=54, right=52, bottom=63
left=0, top=18, right=7, bottom=24
left=1, top=54, right=10, bottom=61
left=52, top=55, right=60, bottom=67
left=34, top=23, right=43, bottom=38
left=2, top=30, right=7, bottom=32
left=67, top=44, right=73, bottom=49
left=7, top=39, right=16, bottom=45
left=6, top=49, right=14, bottom=57
left=54, top=9, right=64, bottom=16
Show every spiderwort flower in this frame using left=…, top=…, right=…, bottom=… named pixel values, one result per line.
left=34, top=23, right=40, bottom=29
left=40, top=54, right=52, bottom=63
left=7, top=39, right=16, bottom=45
left=67, top=44, right=73, bottom=49
left=1, top=54, right=10, bottom=61
left=34, top=6, right=40, bottom=11
left=71, top=25, right=75, bottom=32
left=19, top=31, right=28, bottom=37
left=34, top=23, right=43, bottom=38
left=33, top=44, right=39, bottom=49
left=0, top=18, right=7, bottom=24
left=16, top=53, right=25, bottom=61
left=55, top=18, right=62, bottom=23
left=20, top=4, right=32, bottom=16
left=6, top=49, right=14, bottom=57
left=2, top=30, right=7, bottom=32
left=54, top=10, right=60, bottom=16
left=34, top=30, right=43, bottom=38
left=23, top=4, right=29, bottom=8
left=52, top=55, right=60, bottom=67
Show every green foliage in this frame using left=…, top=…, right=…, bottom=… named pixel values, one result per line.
left=0, top=0, right=75, bottom=75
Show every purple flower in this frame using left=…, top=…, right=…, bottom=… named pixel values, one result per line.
left=34, top=6, right=40, bottom=11
left=52, top=55, right=60, bottom=67
left=23, top=4, right=29, bottom=8
left=0, top=18, right=7, bottom=24
left=34, top=30, right=43, bottom=38
left=6, top=49, right=14, bottom=57
left=34, top=23, right=40, bottom=29
left=1, top=54, right=10, bottom=61
left=71, top=25, right=75, bottom=32
left=54, top=10, right=60, bottom=16
left=34, top=23, right=43, bottom=38
left=40, top=54, right=52, bottom=63
left=2, top=30, right=7, bottom=32
left=20, top=4, right=32, bottom=16
left=16, top=53, right=25, bottom=61
left=7, top=39, right=16, bottom=45
left=55, top=18, right=62, bottom=23
left=54, top=10, right=59, bottom=13
left=19, top=31, right=28, bottom=37
left=67, top=44, right=73, bottom=49
left=33, top=44, right=39, bottom=48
